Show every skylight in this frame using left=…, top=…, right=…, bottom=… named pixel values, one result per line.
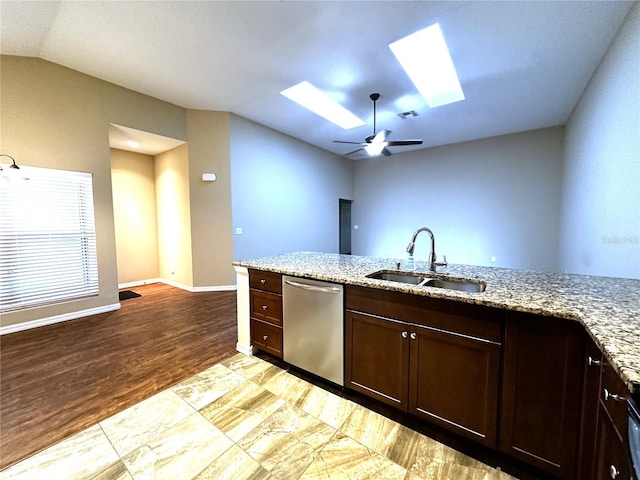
left=389, top=23, right=464, bottom=108
left=280, top=81, right=365, bottom=129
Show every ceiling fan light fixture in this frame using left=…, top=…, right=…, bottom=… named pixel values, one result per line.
left=364, top=142, right=386, bottom=156
left=280, top=81, right=365, bottom=129
left=389, top=23, right=464, bottom=108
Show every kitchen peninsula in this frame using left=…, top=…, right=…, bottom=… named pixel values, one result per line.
left=235, top=251, right=640, bottom=390
left=234, top=251, right=640, bottom=479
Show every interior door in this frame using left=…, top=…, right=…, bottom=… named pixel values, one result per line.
left=339, top=199, right=352, bottom=255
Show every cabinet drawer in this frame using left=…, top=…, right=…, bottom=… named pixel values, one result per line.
left=250, top=289, right=282, bottom=326
left=346, top=285, right=502, bottom=343
left=600, top=362, right=629, bottom=436
left=249, top=269, right=282, bottom=294
left=251, top=319, right=283, bottom=358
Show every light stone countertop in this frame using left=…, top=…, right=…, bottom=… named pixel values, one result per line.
left=234, top=251, right=640, bottom=393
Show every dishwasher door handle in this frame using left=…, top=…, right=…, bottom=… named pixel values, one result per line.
left=284, top=279, right=342, bottom=294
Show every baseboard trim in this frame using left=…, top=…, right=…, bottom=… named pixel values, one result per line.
left=191, top=284, right=237, bottom=292
left=119, top=279, right=237, bottom=293
left=118, top=278, right=163, bottom=289
left=0, top=303, right=121, bottom=336
left=236, top=342, right=254, bottom=356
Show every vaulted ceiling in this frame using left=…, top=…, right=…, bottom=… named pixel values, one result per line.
left=1, top=1, right=634, bottom=157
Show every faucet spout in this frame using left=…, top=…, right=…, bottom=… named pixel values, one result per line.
left=406, top=227, right=446, bottom=272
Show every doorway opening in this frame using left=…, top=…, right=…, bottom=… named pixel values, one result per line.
left=339, top=199, right=352, bottom=255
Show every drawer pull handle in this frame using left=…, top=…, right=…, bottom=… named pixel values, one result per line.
left=603, top=388, right=624, bottom=402
left=262, top=305, right=268, bottom=310
left=260, top=279, right=266, bottom=285
left=410, top=332, right=417, bottom=340
left=588, top=356, right=601, bottom=366
left=263, top=335, right=268, bottom=341
left=609, top=464, right=620, bottom=479
left=401, top=331, right=408, bottom=338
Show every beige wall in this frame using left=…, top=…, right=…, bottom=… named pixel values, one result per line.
left=155, top=144, right=194, bottom=287
left=0, top=55, right=234, bottom=327
left=110, top=148, right=160, bottom=284
left=186, top=110, right=235, bottom=287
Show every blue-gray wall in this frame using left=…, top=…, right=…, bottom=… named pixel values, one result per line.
left=559, top=3, right=639, bottom=279
left=228, top=3, right=638, bottom=279
left=230, top=115, right=354, bottom=260
left=351, top=127, right=565, bottom=272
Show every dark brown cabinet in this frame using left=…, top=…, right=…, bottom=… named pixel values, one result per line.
left=409, top=322, right=501, bottom=447
left=345, top=310, right=409, bottom=408
left=345, top=286, right=503, bottom=447
left=594, top=361, right=632, bottom=480
left=499, top=312, right=585, bottom=479
left=249, top=269, right=283, bottom=358
left=577, top=336, right=604, bottom=479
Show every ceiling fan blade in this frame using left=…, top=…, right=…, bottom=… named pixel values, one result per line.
left=345, top=148, right=365, bottom=156
left=386, top=139, right=423, bottom=146
left=333, top=140, right=365, bottom=145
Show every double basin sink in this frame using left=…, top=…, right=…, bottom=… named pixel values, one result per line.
left=367, top=270, right=486, bottom=293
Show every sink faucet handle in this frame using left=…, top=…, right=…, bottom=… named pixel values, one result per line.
left=434, top=255, right=448, bottom=267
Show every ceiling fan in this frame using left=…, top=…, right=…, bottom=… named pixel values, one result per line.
left=334, top=93, right=423, bottom=157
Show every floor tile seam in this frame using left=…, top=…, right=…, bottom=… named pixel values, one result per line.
left=110, top=408, right=237, bottom=480
left=183, top=435, right=238, bottom=480
left=96, top=389, right=200, bottom=461
left=193, top=384, right=290, bottom=476
left=221, top=397, right=337, bottom=480
left=298, top=428, right=411, bottom=480
left=96, top=418, right=143, bottom=479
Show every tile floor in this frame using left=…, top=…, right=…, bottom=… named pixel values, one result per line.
left=1, top=354, right=517, bottom=480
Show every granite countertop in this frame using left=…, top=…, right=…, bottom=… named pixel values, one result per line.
left=234, top=251, right=640, bottom=393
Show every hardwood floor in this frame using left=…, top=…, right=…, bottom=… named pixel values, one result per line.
left=0, top=283, right=237, bottom=470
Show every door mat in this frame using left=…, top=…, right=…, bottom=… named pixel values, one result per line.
left=119, top=290, right=141, bottom=301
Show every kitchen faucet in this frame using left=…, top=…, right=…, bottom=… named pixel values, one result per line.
left=406, top=227, right=447, bottom=272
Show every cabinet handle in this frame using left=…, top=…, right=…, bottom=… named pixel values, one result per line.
left=260, top=279, right=266, bottom=285
left=263, top=335, right=268, bottom=341
left=401, top=331, right=408, bottom=338
left=262, top=305, right=268, bottom=310
left=609, top=464, right=620, bottom=479
left=410, top=332, right=417, bottom=340
left=588, top=356, right=601, bottom=366
left=603, top=388, right=624, bottom=402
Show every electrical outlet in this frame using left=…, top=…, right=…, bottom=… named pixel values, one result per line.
left=236, top=227, right=243, bottom=235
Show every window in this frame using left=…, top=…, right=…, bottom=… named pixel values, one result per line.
left=0, top=165, right=99, bottom=312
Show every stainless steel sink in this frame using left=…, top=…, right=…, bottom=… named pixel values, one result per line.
left=366, top=270, right=486, bottom=293
left=423, top=278, right=486, bottom=293
left=366, top=270, right=426, bottom=285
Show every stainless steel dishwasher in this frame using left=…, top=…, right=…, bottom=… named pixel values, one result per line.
left=282, top=275, right=344, bottom=386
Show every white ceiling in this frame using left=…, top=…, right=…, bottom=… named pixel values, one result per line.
left=108, top=124, right=186, bottom=156
left=1, top=1, right=634, bottom=158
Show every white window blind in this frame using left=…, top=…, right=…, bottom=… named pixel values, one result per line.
left=0, top=165, right=99, bottom=312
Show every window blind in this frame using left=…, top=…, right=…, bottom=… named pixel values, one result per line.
left=0, top=165, right=99, bottom=312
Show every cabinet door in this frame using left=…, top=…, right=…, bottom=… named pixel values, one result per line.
left=251, top=319, right=283, bottom=358
left=345, top=310, right=410, bottom=410
left=409, top=324, right=500, bottom=447
left=500, top=313, right=585, bottom=479
left=594, top=405, right=632, bottom=480
left=577, top=336, right=603, bottom=479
